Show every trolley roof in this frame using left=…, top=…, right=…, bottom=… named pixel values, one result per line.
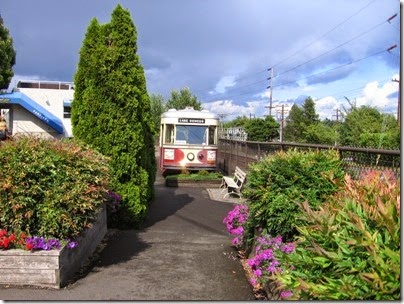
left=161, top=107, right=219, bottom=120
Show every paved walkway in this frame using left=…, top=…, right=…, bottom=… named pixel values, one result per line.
left=0, top=173, right=254, bottom=301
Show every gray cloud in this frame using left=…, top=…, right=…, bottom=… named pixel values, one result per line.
left=1, top=0, right=400, bottom=118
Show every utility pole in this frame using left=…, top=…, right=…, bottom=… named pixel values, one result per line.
left=332, top=108, right=342, bottom=146
left=265, top=67, right=274, bottom=117
left=332, top=108, right=341, bottom=122
left=217, top=113, right=228, bottom=138
left=274, top=104, right=290, bottom=142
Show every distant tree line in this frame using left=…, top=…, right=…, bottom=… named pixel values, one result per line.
left=224, top=96, right=400, bottom=149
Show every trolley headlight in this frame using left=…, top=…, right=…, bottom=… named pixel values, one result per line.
left=164, top=149, right=175, bottom=160
left=207, top=150, right=216, bottom=161
left=187, top=153, right=195, bottom=161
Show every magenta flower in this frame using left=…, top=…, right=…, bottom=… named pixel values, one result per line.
left=223, top=204, right=249, bottom=247
left=253, top=269, right=262, bottom=277
left=281, top=242, right=295, bottom=254
left=280, top=290, right=293, bottom=299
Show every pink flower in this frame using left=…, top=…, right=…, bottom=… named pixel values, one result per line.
left=280, top=290, right=293, bottom=299
left=250, top=278, right=257, bottom=286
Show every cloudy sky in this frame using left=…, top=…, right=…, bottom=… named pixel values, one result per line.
left=1, top=0, right=401, bottom=121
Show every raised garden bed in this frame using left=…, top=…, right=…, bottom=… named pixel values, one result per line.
left=0, top=205, right=107, bottom=289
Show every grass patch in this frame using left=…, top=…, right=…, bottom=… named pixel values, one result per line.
left=165, top=170, right=223, bottom=181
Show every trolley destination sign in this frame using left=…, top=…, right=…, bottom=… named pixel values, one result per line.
left=178, top=118, right=205, bottom=124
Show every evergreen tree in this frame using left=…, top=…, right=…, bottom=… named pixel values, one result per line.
left=72, top=5, right=156, bottom=228
left=301, top=96, right=319, bottom=125
left=0, top=15, right=16, bottom=91
left=284, top=97, right=320, bottom=143
left=72, top=18, right=102, bottom=143
left=284, top=104, right=304, bottom=142
left=165, top=87, right=202, bottom=110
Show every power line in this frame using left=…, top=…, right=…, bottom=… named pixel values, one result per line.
left=274, top=16, right=393, bottom=79
left=271, top=0, right=379, bottom=70
left=196, top=0, right=381, bottom=101
left=271, top=45, right=395, bottom=89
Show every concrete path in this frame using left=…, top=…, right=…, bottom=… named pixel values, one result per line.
left=0, top=173, right=254, bottom=301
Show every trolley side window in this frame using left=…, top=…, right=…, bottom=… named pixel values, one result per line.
left=165, top=124, right=174, bottom=144
left=208, top=126, right=217, bottom=145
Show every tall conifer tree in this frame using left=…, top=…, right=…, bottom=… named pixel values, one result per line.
left=0, top=15, right=16, bottom=91
left=72, top=5, right=156, bottom=227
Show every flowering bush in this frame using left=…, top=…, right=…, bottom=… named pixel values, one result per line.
left=0, top=229, right=78, bottom=251
left=247, top=234, right=295, bottom=299
left=0, top=136, right=111, bottom=240
left=274, top=170, right=400, bottom=300
left=223, top=206, right=296, bottom=299
left=223, top=204, right=249, bottom=246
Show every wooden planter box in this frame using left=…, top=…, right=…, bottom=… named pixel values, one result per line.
left=0, top=205, right=107, bottom=289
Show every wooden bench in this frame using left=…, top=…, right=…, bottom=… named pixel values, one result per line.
left=220, top=166, right=247, bottom=198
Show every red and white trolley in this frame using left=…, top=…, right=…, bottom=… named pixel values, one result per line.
left=159, top=107, right=219, bottom=172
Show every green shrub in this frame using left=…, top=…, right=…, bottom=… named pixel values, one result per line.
left=243, top=149, right=344, bottom=241
left=274, top=170, right=400, bottom=300
left=0, top=136, right=111, bottom=240
left=165, top=171, right=222, bottom=181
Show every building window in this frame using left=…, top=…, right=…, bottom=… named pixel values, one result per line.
left=63, top=106, right=71, bottom=118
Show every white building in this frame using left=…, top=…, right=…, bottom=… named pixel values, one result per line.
left=0, top=80, right=74, bottom=139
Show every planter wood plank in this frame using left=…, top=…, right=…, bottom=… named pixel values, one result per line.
left=0, top=205, right=106, bottom=289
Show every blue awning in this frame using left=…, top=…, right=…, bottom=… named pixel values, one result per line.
left=0, top=92, right=64, bottom=134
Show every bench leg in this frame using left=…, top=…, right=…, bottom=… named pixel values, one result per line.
left=223, top=188, right=241, bottom=199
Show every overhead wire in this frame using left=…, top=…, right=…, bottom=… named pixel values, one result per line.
left=271, top=0, right=379, bottom=69
left=200, top=1, right=399, bottom=110
left=274, top=17, right=393, bottom=79
left=197, top=0, right=380, bottom=101
left=272, top=46, right=394, bottom=89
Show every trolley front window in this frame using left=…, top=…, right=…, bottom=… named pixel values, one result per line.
left=172, top=125, right=217, bottom=145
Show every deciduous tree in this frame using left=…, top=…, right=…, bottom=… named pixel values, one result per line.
left=165, top=87, right=202, bottom=110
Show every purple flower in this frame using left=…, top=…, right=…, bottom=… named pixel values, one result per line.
left=25, top=236, right=62, bottom=251
left=231, top=226, right=244, bottom=235
left=268, top=235, right=283, bottom=248
left=248, top=258, right=258, bottom=268
left=253, top=269, right=262, bottom=277
left=223, top=204, right=249, bottom=246
left=250, top=278, right=257, bottom=286
left=67, top=241, right=79, bottom=249
left=231, top=236, right=242, bottom=246
left=281, top=242, right=295, bottom=254
left=280, top=290, right=293, bottom=299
